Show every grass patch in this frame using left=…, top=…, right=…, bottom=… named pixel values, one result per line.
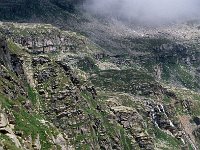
left=154, top=127, right=181, bottom=149
left=27, top=85, right=37, bottom=105
left=13, top=109, right=53, bottom=149
left=90, top=69, right=156, bottom=95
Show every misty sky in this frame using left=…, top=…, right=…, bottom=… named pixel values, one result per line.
left=85, top=0, right=200, bottom=24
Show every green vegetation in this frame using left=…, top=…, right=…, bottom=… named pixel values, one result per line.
left=90, top=69, right=155, bottom=95
left=0, top=134, right=21, bottom=150
left=120, top=128, right=133, bottom=150
left=163, top=95, right=172, bottom=103
left=113, top=37, right=172, bottom=53
left=77, top=57, right=99, bottom=72
left=80, top=91, right=133, bottom=149
left=154, top=127, right=181, bottom=149
left=28, top=86, right=37, bottom=105
left=0, top=94, right=14, bottom=109
left=7, top=40, right=24, bottom=55
left=175, top=65, right=199, bottom=89
left=161, top=63, right=199, bottom=90
left=0, top=93, right=58, bottom=149
left=13, top=109, right=53, bottom=149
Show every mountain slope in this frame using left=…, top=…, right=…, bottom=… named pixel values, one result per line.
left=0, top=21, right=200, bottom=150
left=0, top=1, right=200, bottom=150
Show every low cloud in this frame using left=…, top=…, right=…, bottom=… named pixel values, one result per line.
left=84, top=0, right=200, bottom=24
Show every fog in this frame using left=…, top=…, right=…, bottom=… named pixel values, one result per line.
left=84, top=0, right=200, bottom=24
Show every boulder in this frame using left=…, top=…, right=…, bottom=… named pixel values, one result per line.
left=0, top=113, right=8, bottom=128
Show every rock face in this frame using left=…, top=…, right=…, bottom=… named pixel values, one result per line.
left=154, top=43, right=187, bottom=59
left=0, top=37, right=12, bottom=70
left=0, top=109, right=22, bottom=148
left=111, top=106, right=154, bottom=149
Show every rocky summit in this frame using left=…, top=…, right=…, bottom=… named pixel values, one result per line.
left=0, top=1, right=200, bottom=150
